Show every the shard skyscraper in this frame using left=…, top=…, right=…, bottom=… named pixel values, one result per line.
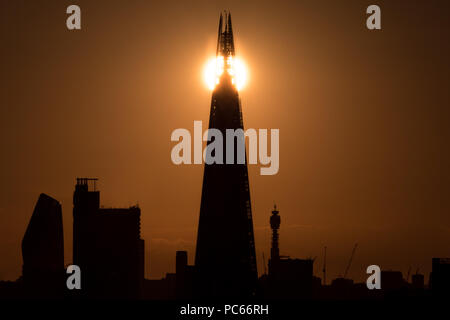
left=195, top=12, right=257, bottom=298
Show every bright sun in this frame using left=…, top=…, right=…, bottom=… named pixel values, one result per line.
left=203, top=56, right=248, bottom=91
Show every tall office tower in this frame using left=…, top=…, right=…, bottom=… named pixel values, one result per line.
left=73, top=178, right=144, bottom=298
left=195, top=12, right=257, bottom=298
left=22, top=193, right=64, bottom=297
left=73, top=178, right=100, bottom=296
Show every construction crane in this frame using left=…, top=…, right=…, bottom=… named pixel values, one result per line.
left=262, top=252, right=267, bottom=275
left=343, top=243, right=358, bottom=279
left=322, top=246, right=327, bottom=286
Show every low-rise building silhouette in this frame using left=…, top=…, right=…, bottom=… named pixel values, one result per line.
left=381, top=270, right=405, bottom=291
left=411, top=273, right=424, bottom=290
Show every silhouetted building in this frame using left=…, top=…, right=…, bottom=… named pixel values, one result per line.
left=430, top=258, right=450, bottom=297
left=175, top=251, right=195, bottom=299
left=381, top=271, right=404, bottom=291
left=195, top=11, right=257, bottom=298
left=379, top=270, right=408, bottom=297
left=21, top=193, right=64, bottom=298
left=0, top=280, right=24, bottom=299
left=268, top=258, right=314, bottom=299
left=142, top=250, right=196, bottom=300
left=411, top=273, right=424, bottom=290
left=73, top=178, right=144, bottom=298
left=143, top=276, right=176, bottom=300
left=330, top=277, right=354, bottom=297
left=264, top=205, right=313, bottom=299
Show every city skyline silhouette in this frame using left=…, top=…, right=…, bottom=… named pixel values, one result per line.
left=1, top=177, right=449, bottom=300
left=1, top=1, right=450, bottom=296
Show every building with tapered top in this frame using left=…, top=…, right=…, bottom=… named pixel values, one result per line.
left=194, top=12, right=258, bottom=298
left=22, top=193, right=64, bottom=298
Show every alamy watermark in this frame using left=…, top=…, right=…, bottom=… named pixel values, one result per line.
left=170, top=121, right=279, bottom=176
left=65, top=4, right=381, bottom=31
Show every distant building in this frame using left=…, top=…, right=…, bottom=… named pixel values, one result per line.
left=264, top=205, right=314, bottom=299
left=268, top=257, right=314, bottom=299
left=381, top=270, right=405, bottom=291
left=21, top=193, right=64, bottom=298
left=73, top=178, right=144, bottom=298
left=330, top=278, right=354, bottom=293
left=142, top=250, right=195, bottom=300
left=430, top=258, right=450, bottom=297
left=411, top=273, right=424, bottom=290
left=175, top=251, right=195, bottom=299
left=143, top=274, right=177, bottom=300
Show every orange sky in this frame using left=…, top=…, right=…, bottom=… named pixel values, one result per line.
left=1, top=0, right=449, bottom=283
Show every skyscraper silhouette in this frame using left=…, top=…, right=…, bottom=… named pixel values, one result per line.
left=22, top=194, right=64, bottom=298
left=73, top=178, right=144, bottom=298
left=195, top=12, right=257, bottom=298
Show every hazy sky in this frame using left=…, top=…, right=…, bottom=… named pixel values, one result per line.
left=1, top=0, right=449, bottom=282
